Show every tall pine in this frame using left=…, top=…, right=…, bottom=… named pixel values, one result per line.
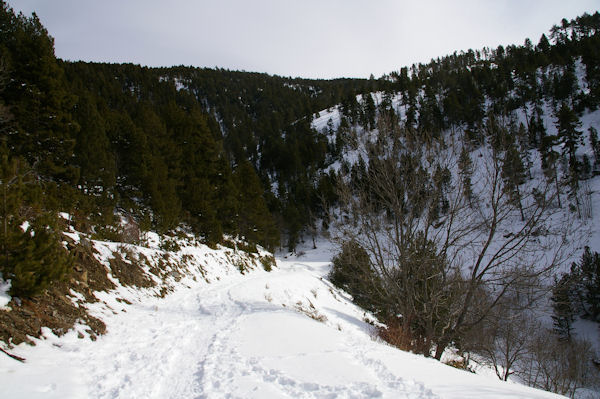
left=232, top=160, right=279, bottom=250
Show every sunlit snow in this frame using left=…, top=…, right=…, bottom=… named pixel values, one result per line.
left=0, top=239, right=564, bottom=398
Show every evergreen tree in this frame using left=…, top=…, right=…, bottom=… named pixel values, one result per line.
left=551, top=274, right=576, bottom=340
left=581, top=154, right=592, bottom=179
left=537, top=33, right=551, bottom=53
left=175, top=108, right=230, bottom=241
left=502, top=138, right=527, bottom=220
left=589, top=126, right=600, bottom=169
left=553, top=62, right=578, bottom=103
left=0, top=150, right=71, bottom=298
left=418, top=85, right=444, bottom=134
left=555, top=102, right=582, bottom=170
left=458, top=146, right=474, bottom=202
left=232, top=160, right=279, bottom=250
left=8, top=214, right=72, bottom=297
left=555, top=102, right=582, bottom=201
left=528, top=109, right=546, bottom=148
left=553, top=247, right=600, bottom=327
left=283, top=202, right=302, bottom=252
left=577, top=247, right=600, bottom=321
left=539, top=132, right=563, bottom=208
left=361, top=93, right=376, bottom=130
left=431, top=164, right=451, bottom=219
left=329, top=240, right=384, bottom=312
left=403, top=88, right=418, bottom=130
left=0, top=1, right=78, bottom=183
left=73, top=93, right=116, bottom=190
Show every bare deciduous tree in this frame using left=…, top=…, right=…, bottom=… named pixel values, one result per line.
left=334, top=115, right=573, bottom=359
left=466, top=283, right=542, bottom=381
left=519, top=330, right=599, bottom=398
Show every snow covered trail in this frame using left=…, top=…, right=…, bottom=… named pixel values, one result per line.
left=1, top=244, right=564, bottom=398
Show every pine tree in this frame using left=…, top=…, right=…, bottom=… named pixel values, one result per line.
left=553, top=62, right=578, bottom=103
left=458, top=146, right=474, bottom=202
left=537, top=33, right=551, bottom=53
left=403, top=88, right=418, bottom=130
left=283, top=202, right=302, bottom=252
left=589, top=126, right=600, bottom=170
left=581, top=154, right=592, bottom=179
left=431, top=164, right=451, bottom=219
left=528, top=110, right=546, bottom=148
left=551, top=274, right=576, bottom=341
left=232, top=160, right=279, bottom=251
left=578, top=247, right=600, bottom=321
left=0, top=2, right=79, bottom=183
left=539, top=132, right=562, bottom=208
left=516, top=122, right=533, bottom=178
left=73, top=93, right=116, bottom=190
left=555, top=247, right=600, bottom=326
left=555, top=102, right=582, bottom=176
left=361, top=93, right=376, bottom=130
left=555, top=102, right=582, bottom=207
left=502, top=138, right=527, bottom=220
left=0, top=150, right=70, bottom=298
left=8, top=214, right=72, bottom=297
left=329, top=240, right=383, bottom=312
left=418, top=85, right=444, bottom=134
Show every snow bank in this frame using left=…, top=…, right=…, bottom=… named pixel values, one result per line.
left=0, top=279, right=10, bottom=309
left=0, top=237, right=564, bottom=398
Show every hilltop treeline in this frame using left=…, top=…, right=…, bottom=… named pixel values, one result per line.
left=0, top=1, right=378, bottom=254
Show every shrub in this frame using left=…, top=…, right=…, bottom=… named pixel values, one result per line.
left=377, top=316, right=431, bottom=355
left=260, top=255, right=276, bottom=272
left=519, top=331, right=599, bottom=398
left=328, top=240, right=384, bottom=312
left=5, top=215, right=72, bottom=298
left=159, top=237, right=181, bottom=252
left=444, top=358, right=474, bottom=372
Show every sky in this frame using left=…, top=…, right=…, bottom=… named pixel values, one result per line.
left=11, top=0, right=600, bottom=79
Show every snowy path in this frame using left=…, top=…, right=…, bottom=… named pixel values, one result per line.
left=1, top=245, right=564, bottom=398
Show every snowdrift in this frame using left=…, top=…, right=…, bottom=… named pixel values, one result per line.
left=0, top=233, right=565, bottom=398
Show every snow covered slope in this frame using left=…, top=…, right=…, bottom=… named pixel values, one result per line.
left=0, top=241, right=564, bottom=398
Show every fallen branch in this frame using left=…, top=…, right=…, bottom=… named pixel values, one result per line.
left=0, top=346, right=25, bottom=362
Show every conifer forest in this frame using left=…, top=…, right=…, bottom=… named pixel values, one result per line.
left=2, top=1, right=600, bottom=397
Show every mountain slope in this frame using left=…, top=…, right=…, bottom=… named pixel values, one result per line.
left=0, top=241, right=564, bottom=399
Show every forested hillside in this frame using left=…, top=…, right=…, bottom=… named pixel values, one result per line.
left=4, top=1, right=599, bottom=252
left=3, top=0, right=600, bottom=396
left=319, top=13, right=600, bottom=397
left=1, top=0, right=600, bottom=331
left=0, top=0, right=378, bottom=262
left=58, top=62, right=380, bottom=246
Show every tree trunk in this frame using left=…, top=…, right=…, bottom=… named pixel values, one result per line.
left=434, top=336, right=451, bottom=360
left=516, top=185, right=525, bottom=222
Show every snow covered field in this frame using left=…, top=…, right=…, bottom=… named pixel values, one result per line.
left=0, top=240, right=565, bottom=398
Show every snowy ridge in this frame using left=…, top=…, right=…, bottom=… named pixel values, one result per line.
left=307, top=82, right=600, bottom=396
left=312, top=85, right=600, bottom=266
left=0, top=236, right=564, bottom=398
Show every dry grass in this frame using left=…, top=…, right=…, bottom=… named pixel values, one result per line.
left=376, top=318, right=431, bottom=355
